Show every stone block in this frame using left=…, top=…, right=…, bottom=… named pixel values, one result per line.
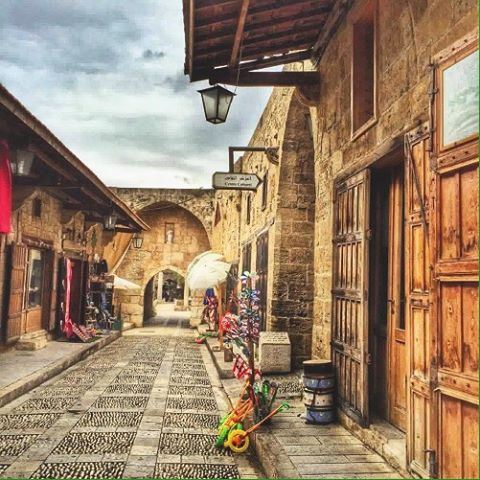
left=259, top=331, right=291, bottom=373
left=15, top=330, right=48, bottom=351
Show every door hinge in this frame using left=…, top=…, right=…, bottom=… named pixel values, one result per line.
left=365, top=352, right=373, bottom=365
left=425, top=449, right=437, bottom=478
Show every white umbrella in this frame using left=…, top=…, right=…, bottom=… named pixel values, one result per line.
left=186, top=251, right=223, bottom=277
left=112, top=275, right=141, bottom=291
left=187, top=259, right=230, bottom=290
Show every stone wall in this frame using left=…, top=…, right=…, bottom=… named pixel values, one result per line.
left=212, top=88, right=316, bottom=367
left=114, top=203, right=211, bottom=326
left=111, top=188, right=215, bottom=240
left=309, top=0, right=478, bottom=359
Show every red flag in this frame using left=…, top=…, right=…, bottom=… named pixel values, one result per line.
left=0, top=140, right=12, bottom=233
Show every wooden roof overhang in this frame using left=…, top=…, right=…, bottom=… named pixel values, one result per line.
left=0, top=84, right=149, bottom=233
left=183, top=0, right=350, bottom=87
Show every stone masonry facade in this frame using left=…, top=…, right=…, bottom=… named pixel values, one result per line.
left=112, top=189, right=214, bottom=326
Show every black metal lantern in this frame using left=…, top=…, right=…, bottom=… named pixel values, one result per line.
left=103, top=212, right=118, bottom=230
left=198, top=85, right=236, bottom=124
left=11, top=149, right=35, bottom=176
left=132, top=232, right=143, bottom=249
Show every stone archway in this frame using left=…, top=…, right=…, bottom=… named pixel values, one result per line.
left=114, top=200, right=211, bottom=326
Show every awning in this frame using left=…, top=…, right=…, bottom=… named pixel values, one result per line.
left=0, top=84, right=149, bottom=233
left=112, top=275, right=141, bottom=291
left=183, top=0, right=344, bottom=85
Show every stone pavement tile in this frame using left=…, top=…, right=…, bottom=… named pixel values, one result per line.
left=180, top=455, right=205, bottom=464
left=296, top=462, right=395, bottom=475
left=1, top=460, right=43, bottom=478
left=283, top=444, right=371, bottom=456
left=130, top=445, right=158, bottom=456
left=122, top=465, right=154, bottom=478
left=133, top=436, right=159, bottom=447
left=135, top=430, right=161, bottom=439
left=126, top=455, right=157, bottom=466
left=345, top=453, right=386, bottom=463
left=156, top=454, right=181, bottom=463
left=76, top=454, right=104, bottom=463
left=315, top=434, right=363, bottom=444
left=45, top=454, right=78, bottom=463
left=204, top=455, right=237, bottom=466
left=103, top=453, right=129, bottom=462
left=276, top=435, right=321, bottom=446
left=290, top=455, right=349, bottom=465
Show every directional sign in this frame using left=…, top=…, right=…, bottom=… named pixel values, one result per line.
left=212, top=172, right=261, bottom=191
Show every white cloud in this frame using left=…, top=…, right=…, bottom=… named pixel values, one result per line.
left=0, top=0, right=272, bottom=189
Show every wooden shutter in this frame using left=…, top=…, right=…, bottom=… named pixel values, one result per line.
left=404, top=124, right=434, bottom=477
left=256, top=232, right=269, bottom=331
left=432, top=140, right=478, bottom=479
left=332, top=169, right=370, bottom=425
left=42, top=250, right=59, bottom=332
left=6, top=243, right=27, bottom=343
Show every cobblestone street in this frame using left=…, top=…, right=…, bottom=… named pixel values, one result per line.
left=0, top=314, right=261, bottom=479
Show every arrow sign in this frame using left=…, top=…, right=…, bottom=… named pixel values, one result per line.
left=212, top=172, right=261, bottom=191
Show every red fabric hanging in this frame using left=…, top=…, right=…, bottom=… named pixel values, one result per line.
left=0, top=140, right=12, bottom=233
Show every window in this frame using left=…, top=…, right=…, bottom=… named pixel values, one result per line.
left=261, top=172, right=268, bottom=210
left=256, top=232, right=269, bottom=330
left=165, top=222, right=175, bottom=243
left=32, top=198, right=42, bottom=218
left=242, top=243, right=252, bottom=274
left=246, top=194, right=251, bottom=225
left=27, top=249, right=44, bottom=308
left=351, top=0, right=376, bottom=135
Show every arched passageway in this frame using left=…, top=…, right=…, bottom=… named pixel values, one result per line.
left=143, top=268, right=185, bottom=321
left=115, top=201, right=211, bottom=326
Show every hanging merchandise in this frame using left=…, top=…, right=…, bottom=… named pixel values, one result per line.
left=62, top=258, right=74, bottom=339
left=215, top=271, right=290, bottom=454
left=0, top=140, right=12, bottom=233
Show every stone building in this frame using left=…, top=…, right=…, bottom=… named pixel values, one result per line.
left=211, top=89, right=316, bottom=367
left=0, top=84, right=146, bottom=350
left=109, top=188, right=215, bottom=327
left=183, top=1, right=478, bottom=477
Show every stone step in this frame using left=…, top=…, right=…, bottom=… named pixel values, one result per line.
left=15, top=330, right=48, bottom=351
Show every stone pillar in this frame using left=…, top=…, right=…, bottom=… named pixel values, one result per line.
left=189, top=289, right=204, bottom=327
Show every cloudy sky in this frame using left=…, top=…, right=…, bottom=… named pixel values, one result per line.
left=0, top=1, right=272, bottom=188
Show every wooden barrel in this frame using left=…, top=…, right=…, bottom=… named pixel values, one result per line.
left=302, top=360, right=335, bottom=424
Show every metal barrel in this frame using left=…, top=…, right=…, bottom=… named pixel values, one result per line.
left=302, top=359, right=335, bottom=425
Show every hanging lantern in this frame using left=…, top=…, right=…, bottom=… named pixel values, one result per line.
left=11, top=149, right=35, bottom=176
left=198, top=85, right=236, bottom=124
left=103, top=212, right=118, bottom=230
left=132, top=232, right=143, bottom=249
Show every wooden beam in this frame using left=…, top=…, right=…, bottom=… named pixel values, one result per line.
left=187, top=0, right=196, bottom=76
left=209, top=70, right=319, bottom=87
left=192, top=49, right=311, bottom=81
left=229, top=0, right=250, bottom=69
left=196, top=6, right=328, bottom=42
left=312, top=0, right=353, bottom=64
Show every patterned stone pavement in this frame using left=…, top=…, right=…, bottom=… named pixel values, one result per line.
left=0, top=318, right=261, bottom=479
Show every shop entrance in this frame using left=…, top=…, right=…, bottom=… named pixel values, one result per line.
left=369, top=160, right=407, bottom=432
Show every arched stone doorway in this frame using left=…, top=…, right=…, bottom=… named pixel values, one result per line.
left=143, top=268, right=186, bottom=321
left=115, top=201, right=211, bottom=326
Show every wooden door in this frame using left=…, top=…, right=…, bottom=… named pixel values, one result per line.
left=25, top=248, right=44, bottom=334
left=387, top=166, right=407, bottom=431
left=405, top=124, right=433, bottom=477
left=432, top=38, right=478, bottom=479
left=332, top=169, right=370, bottom=425
left=42, top=250, right=58, bottom=333
left=6, top=243, right=27, bottom=343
